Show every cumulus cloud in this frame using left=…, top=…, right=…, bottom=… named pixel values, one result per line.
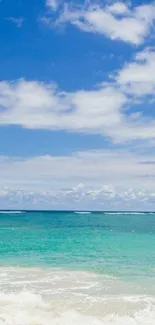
left=117, top=48, right=155, bottom=96
left=0, top=183, right=155, bottom=210
left=44, top=1, right=155, bottom=45
left=1, top=76, right=155, bottom=142
left=0, top=79, right=127, bottom=139
left=0, top=186, right=154, bottom=210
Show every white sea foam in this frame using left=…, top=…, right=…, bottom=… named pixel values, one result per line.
left=74, top=211, right=91, bottom=214
left=0, top=267, right=155, bottom=324
left=0, top=210, right=24, bottom=214
left=0, top=291, right=155, bottom=325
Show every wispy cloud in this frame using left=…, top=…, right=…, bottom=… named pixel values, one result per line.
left=0, top=147, right=155, bottom=210
left=0, top=149, right=155, bottom=189
left=5, top=17, right=24, bottom=28
left=43, top=1, right=155, bottom=45
left=0, top=149, right=155, bottom=208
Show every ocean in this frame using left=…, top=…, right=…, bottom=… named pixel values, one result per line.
left=0, top=210, right=155, bottom=324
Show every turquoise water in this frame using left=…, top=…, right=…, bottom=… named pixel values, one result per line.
left=0, top=210, right=155, bottom=280
left=1, top=210, right=155, bottom=324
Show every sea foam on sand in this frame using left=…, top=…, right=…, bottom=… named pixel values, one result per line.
left=0, top=291, right=155, bottom=325
left=0, top=267, right=155, bottom=325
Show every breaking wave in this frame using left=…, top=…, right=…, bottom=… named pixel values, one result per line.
left=0, top=211, right=24, bottom=214
left=74, top=211, right=92, bottom=215
left=0, top=291, right=155, bottom=325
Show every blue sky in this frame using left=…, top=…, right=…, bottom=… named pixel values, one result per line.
left=1, top=0, right=155, bottom=210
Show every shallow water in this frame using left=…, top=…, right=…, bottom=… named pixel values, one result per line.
left=0, top=210, right=155, bottom=324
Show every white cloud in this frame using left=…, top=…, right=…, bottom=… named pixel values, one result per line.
left=5, top=17, right=24, bottom=28
left=0, top=149, right=155, bottom=190
left=117, top=48, right=155, bottom=96
left=0, top=79, right=127, bottom=137
left=46, top=1, right=155, bottom=45
left=46, top=0, right=59, bottom=11
left=36, top=4, right=155, bottom=144
left=107, top=2, right=129, bottom=15
left=1, top=77, right=155, bottom=142
left=0, top=150, right=155, bottom=209
left=1, top=186, right=154, bottom=210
